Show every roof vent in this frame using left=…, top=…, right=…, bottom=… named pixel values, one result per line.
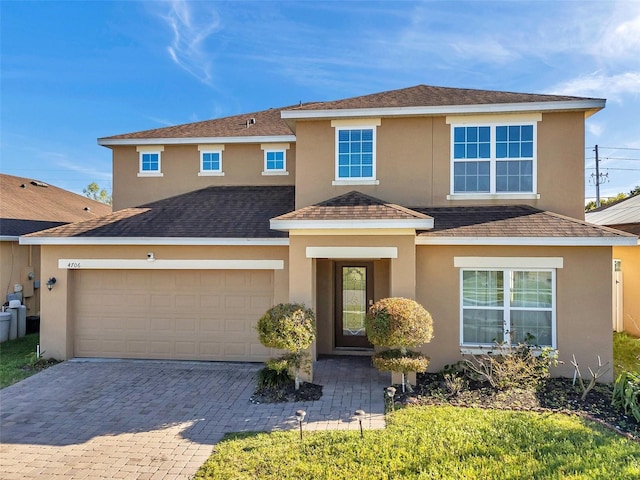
left=84, top=207, right=90, bottom=211
left=30, top=180, right=49, bottom=188
left=20, top=183, right=26, bottom=188
left=245, top=118, right=256, bottom=128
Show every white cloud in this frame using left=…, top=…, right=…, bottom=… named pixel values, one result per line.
left=550, top=71, right=640, bottom=100
left=160, top=0, right=221, bottom=85
left=586, top=122, right=604, bottom=138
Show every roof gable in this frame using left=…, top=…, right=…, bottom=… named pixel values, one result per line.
left=585, top=194, right=640, bottom=226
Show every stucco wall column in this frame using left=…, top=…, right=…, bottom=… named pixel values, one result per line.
left=390, top=235, right=417, bottom=299
left=40, top=248, right=72, bottom=360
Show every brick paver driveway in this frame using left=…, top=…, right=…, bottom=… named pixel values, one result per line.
left=0, top=358, right=387, bottom=479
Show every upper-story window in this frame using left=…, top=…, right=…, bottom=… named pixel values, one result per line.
left=261, top=143, right=290, bottom=175
left=137, top=146, right=164, bottom=177
left=198, top=145, right=225, bottom=176
left=331, top=119, right=380, bottom=186
left=449, top=118, right=538, bottom=197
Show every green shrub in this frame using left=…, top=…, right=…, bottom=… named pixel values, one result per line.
left=372, top=348, right=430, bottom=373
left=612, top=370, right=640, bottom=422
left=256, top=365, right=293, bottom=390
left=463, top=343, right=558, bottom=391
left=365, top=297, right=433, bottom=348
left=256, top=303, right=316, bottom=390
left=257, top=303, right=316, bottom=352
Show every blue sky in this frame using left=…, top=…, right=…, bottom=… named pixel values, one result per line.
left=2, top=0, right=639, bottom=202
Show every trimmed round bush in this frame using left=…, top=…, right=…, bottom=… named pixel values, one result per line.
left=372, top=349, right=430, bottom=373
left=365, top=297, right=433, bottom=348
left=257, top=303, right=316, bottom=352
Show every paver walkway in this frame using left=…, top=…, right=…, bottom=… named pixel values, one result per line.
left=0, top=357, right=388, bottom=479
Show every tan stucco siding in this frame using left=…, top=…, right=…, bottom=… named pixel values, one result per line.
left=614, top=245, right=640, bottom=336
left=39, top=244, right=289, bottom=360
left=293, top=112, right=586, bottom=217
left=111, top=144, right=295, bottom=210
left=0, top=242, right=40, bottom=316
left=416, top=245, right=614, bottom=381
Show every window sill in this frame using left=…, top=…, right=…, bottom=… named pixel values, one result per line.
left=332, top=179, right=380, bottom=186
left=460, top=345, right=553, bottom=356
left=198, top=171, right=225, bottom=176
left=137, top=172, right=164, bottom=177
left=262, top=171, right=289, bottom=176
left=447, top=193, right=540, bottom=201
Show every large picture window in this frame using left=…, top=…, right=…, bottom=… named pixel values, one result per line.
left=461, top=268, right=554, bottom=347
left=452, top=123, right=535, bottom=194
left=332, top=120, right=380, bottom=185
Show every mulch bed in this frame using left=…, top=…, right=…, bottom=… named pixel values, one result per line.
left=390, top=373, right=640, bottom=442
left=250, top=382, right=323, bottom=404
left=21, top=358, right=60, bottom=372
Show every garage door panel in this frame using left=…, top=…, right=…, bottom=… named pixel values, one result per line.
left=73, top=269, right=275, bottom=361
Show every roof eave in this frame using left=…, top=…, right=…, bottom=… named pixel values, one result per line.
left=98, top=135, right=297, bottom=147
left=281, top=99, right=606, bottom=120
left=19, top=237, right=290, bottom=246
left=270, top=218, right=435, bottom=231
left=415, top=236, right=637, bottom=246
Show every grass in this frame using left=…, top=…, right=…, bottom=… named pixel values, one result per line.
left=0, top=334, right=41, bottom=388
left=195, top=406, right=640, bottom=480
left=614, top=331, right=640, bottom=375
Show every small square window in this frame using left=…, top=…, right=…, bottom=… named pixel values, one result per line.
left=137, top=150, right=163, bottom=177
left=263, top=149, right=287, bottom=175
left=199, top=150, right=224, bottom=176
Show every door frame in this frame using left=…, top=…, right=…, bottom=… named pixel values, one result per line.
left=334, top=261, right=374, bottom=348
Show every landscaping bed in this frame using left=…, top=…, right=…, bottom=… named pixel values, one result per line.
left=394, top=372, right=640, bottom=441
left=250, top=381, right=323, bottom=404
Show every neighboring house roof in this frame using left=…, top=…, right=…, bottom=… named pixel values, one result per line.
left=0, top=174, right=112, bottom=237
left=23, top=186, right=294, bottom=241
left=585, top=194, right=640, bottom=232
left=414, top=205, right=635, bottom=244
left=98, top=85, right=605, bottom=144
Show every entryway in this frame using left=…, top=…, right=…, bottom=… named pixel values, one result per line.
left=335, top=262, right=373, bottom=348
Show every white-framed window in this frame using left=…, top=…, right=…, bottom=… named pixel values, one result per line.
left=136, top=146, right=164, bottom=177
left=450, top=122, right=537, bottom=196
left=261, top=143, right=290, bottom=175
left=198, top=145, right=224, bottom=176
left=460, top=268, right=555, bottom=348
left=331, top=119, right=380, bottom=186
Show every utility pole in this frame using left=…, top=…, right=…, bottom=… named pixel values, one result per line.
left=595, top=144, right=600, bottom=208
left=590, top=145, right=608, bottom=208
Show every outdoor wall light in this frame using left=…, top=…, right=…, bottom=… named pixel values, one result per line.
left=295, top=409, right=306, bottom=440
left=46, top=277, right=57, bottom=291
left=354, top=409, right=366, bottom=438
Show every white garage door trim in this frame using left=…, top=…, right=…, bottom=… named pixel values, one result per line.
left=59, top=258, right=284, bottom=270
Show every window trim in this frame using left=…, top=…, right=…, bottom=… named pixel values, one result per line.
left=449, top=121, right=538, bottom=197
left=198, top=145, right=225, bottom=176
left=261, top=143, right=290, bottom=176
left=458, top=266, right=556, bottom=350
left=331, top=119, right=380, bottom=186
left=136, top=145, right=164, bottom=177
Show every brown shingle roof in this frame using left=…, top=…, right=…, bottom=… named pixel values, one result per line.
left=289, top=85, right=602, bottom=111
left=25, top=186, right=294, bottom=239
left=413, top=205, right=635, bottom=239
left=0, top=174, right=112, bottom=236
left=99, top=105, right=297, bottom=141
left=272, top=191, right=431, bottom=221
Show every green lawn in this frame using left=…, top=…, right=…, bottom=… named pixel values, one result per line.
left=195, top=405, right=640, bottom=480
left=614, top=331, right=640, bottom=375
left=0, top=334, right=40, bottom=388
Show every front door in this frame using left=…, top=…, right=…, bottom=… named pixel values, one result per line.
left=335, top=262, right=373, bottom=348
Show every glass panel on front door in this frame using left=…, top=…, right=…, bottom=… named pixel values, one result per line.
left=342, top=266, right=367, bottom=337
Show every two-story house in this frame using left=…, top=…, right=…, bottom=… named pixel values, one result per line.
left=23, top=85, right=637, bottom=381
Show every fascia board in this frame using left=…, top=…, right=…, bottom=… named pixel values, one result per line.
left=20, top=237, right=289, bottom=246
left=0, top=236, right=19, bottom=241
left=280, top=100, right=605, bottom=120
left=415, top=236, right=638, bottom=246
left=98, top=135, right=296, bottom=146
left=270, top=218, right=434, bottom=231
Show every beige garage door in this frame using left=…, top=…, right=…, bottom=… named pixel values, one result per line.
left=72, top=269, right=275, bottom=361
